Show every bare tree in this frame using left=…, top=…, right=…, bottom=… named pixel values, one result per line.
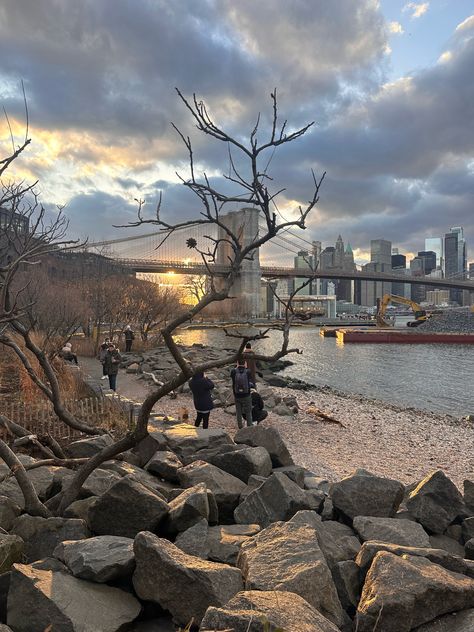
left=53, top=89, right=324, bottom=514
left=184, top=274, right=208, bottom=305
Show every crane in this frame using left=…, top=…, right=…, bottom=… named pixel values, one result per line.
left=376, top=294, right=430, bottom=328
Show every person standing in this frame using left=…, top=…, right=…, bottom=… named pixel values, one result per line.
left=124, top=325, right=135, bottom=353
left=103, top=343, right=122, bottom=391
left=189, top=371, right=215, bottom=430
left=98, top=338, right=110, bottom=380
left=231, top=358, right=255, bottom=429
left=243, top=389, right=268, bottom=424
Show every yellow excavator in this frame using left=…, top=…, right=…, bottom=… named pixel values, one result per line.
left=376, top=294, right=430, bottom=328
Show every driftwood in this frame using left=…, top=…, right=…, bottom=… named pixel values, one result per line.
left=305, top=406, right=346, bottom=428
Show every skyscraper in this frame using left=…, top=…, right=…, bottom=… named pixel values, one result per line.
left=425, top=237, right=444, bottom=272
left=410, top=251, right=436, bottom=303
left=358, top=239, right=392, bottom=306
left=445, top=227, right=467, bottom=304
left=391, top=252, right=407, bottom=298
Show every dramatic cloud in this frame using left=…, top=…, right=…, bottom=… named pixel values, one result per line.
left=0, top=0, right=473, bottom=265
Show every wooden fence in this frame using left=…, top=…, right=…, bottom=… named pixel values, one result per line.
left=0, top=394, right=137, bottom=443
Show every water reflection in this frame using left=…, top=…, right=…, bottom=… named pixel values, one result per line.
left=175, top=326, right=473, bottom=416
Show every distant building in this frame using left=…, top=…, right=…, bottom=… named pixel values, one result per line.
left=444, top=226, right=467, bottom=304
left=0, top=207, right=29, bottom=234
left=391, top=252, right=408, bottom=298
left=410, top=251, right=436, bottom=303
left=357, top=239, right=392, bottom=307
left=425, top=289, right=450, bottom=305
left=294, top=250, right=314, bottom=296
left=425, top=237, right=444, bottom=273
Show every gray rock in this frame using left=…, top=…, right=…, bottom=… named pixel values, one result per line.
left=0, top=463, right=70, bottom=509
left=211, top=447, right=273, bottom=483
left=355, top=541, right=469, bottom=577
left=234, top=472, right=313, bottom=528
left=178, top=461, right=246, bottom=523
left=272, top=403, right=294, bottom=416
left=0, top=534, right=24, bottom=573
left=273, top=465, right=306, bottom=487
left=166, top=483, right=209, bottom=534
left=429, top=534, right=465, bottom=557
left=355, top=551, right=474, bottom=632
left=132, top=531, right=243, bottom=625
left=102, top=460, right=177, bottom=500
left=7, top=563, right=141, bottom=631
left=133, top=430, right=168, bottom=466
left=145, top=450, right=183, bottom=483
left=201, top=590, right=341, bottom=632
left=305, top=475, right=330, bottom=493
left=464, top=479, right=474, bottom=513
left=174, top=519, right=210, bottom=558
left=207, top=524, right=260, bottom=565
left=330, top=469, right=404, bottom=520
left=416, top=608, right=474, bottom=631
left=163, top=424, right=233, bottom=461
left=332, top=560, right=361, bottom=613
left=353, top=516, right=430, bottom=547
left=67, top=434, right=114, bottom=458
left=54, top=535, right=135, bottom=582
left=462, top=517, right=474, bottom=543
left=234, top=426, right=293, bottom=467
left=289, top=511, right=361, bottom=567
left=58, top=468, right=122, bottom=499
left=465, top=538, right=474, bottom=560
left=406, top=470, right=465, bottom=534
left=0, top=497, right=21, bottom=531
left=63, top=497, right=98, bottom=527
left=11, top=515, right=88, bottom=562
left=239, top=475, right=267, bottom=502
left=88, top=476, right=168, bottom=538
left=237, top=521, right=344, bottom=628
left=305, top=489, right=326, bottom=512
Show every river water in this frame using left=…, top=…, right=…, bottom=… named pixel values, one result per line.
left=175, top=325, right=473, bottom=416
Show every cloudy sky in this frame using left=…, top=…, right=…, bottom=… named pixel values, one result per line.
left=1, top=0, right=473, bottom=265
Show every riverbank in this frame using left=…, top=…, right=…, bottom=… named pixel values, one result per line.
left=80, top=348, right=474, bottom=488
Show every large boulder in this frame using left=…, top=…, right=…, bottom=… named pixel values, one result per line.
left=234, top=426, right=293, bottom=467
left=101, top=460, right=177, bottom=500
left=356, top=540, right=470, bottom=577
left=0, top=462, right=70, bottom=509
left=237, top=521, right=344, bottom=628
left=207, top=524, right=260, bottom=565
left=234, top=472, right=312, bottom=528
left=464, top=479, right=474, bottom=514
left=210, top=447, right=273, bottom=483
left=67, top=435, right=114, bottom=458
left=88, top=476, right=168, bottom=538
left=178, top=461, right=246, bottom=522
left=331, top=560, right=360, bottom=614
left=165, top=483, right=209, bottom=534
left=289, top=511, right=361, bottom=568
left=174, top=519, right=210, bottom=558
left=201, top=590, right=340, bottom=632
left=163, top=424, right=233, bottom=461
left=132, top=430, right=168, bottom=466
left=330, top=469, right=404, bottom=520
left=145, top=450, right=183, bottom=483
left=132, top=531, right=243, bottom=625
left=416, top=608, right=474, bottom=631
left=57, top=468, right=122, bottom=499
left=63, top=497, right=98, bottom=527
left=406, top=470, right=465, bottom=534
left=54, top=536, right=135, bottom=583
left=0, top=497, right=20, bottom=531
left=0, top=535, right=24, bottom=573
left=429, top=534, right=465, bottom=558
left=355, top=551, right=474, bottom=631
left=11, top=516, right=88, bottom=562
left=353, top=516, right=430, bottom=547
left=7, top=563, right=141, bottom=631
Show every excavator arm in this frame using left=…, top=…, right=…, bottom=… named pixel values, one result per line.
left=377, top=294, right=427, bottom=328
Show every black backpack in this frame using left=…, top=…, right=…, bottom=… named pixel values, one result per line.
left=234, top=368, right=250, bottom=395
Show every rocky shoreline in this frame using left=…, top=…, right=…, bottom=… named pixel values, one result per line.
left=117, top=343, right=474, bottom=488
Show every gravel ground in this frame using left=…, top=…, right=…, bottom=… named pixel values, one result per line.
left=134, top=379, right=474, bottom=489
left=79, top=355, right=474, bottom=488
left=419, top=309, right=474, bottom=332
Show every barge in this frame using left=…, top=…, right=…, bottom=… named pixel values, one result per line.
left=335, top=329, right=474, bottom=344
left=320, top=323, right=376, bottom=337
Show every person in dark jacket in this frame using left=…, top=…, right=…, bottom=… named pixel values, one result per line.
left=230, top=358, right=255, bottom=429
left=189, top=371, right=215, bottom=429
left=243, top=390, right=268, bottom=424
left=124, top=326, right=135, bottom=352
left=243, top=342, right=257, bottom=384
left=103, top=343, right=122, bottom=391
left=98, top=338, right=110, bottom=379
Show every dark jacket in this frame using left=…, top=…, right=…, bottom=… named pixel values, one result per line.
left=103, top=349, right=122, bottom=375
left=243, top=350, right=257, bottom=383
left=124, top=329, right=135, bottom=341
left=230, top=366, right=255, bottom=399
left=189, top=373, right=215, bottom=412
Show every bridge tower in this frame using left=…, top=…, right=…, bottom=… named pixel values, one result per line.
left=216, top=207, right=261, bottom=316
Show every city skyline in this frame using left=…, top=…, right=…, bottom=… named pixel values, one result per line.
left=0, top=1, right=473, bottom=258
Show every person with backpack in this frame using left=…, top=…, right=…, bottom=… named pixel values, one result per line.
left=230, top=358, right=255, bottom=429
left=124, top=325, right=135, bottom=353
left=189, top=371, right=215, bottom=430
